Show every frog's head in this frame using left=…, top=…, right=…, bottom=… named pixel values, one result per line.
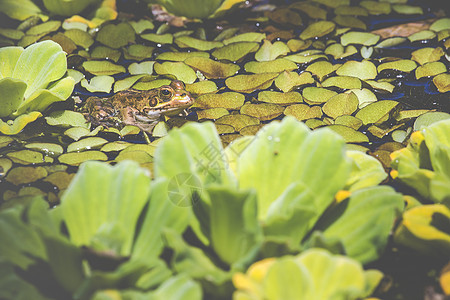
left=143, top=80, right=194, bottom=118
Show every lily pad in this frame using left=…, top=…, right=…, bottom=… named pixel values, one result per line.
left=64, top=29, right=94, bottom=48
left=245, top=59, right=298, bottom=74
left=322, top=92, right=359, bottom=119
left=299, top=21, right=335, bottom=40
left=240, top=103, right=284, bottom=121
left=67, top=137, right=108, bottom=152
left=286, top=39, right=311, bottom=52
left=322, top=76, right=362, bottom=89
left=43, top=171, right=74, bottom=190
left=432, top=73, right=450, bottom=93
left=123, top=44, right=154, bottom=61
left=212, top=42, right=259, bottom=62
left=225, top=73, right=279, bottom=93
left=156, top=51, right=209, bottom=62
left=197, top=108, right=229, bottom=120
left=45, top=110, right=89, bottom=128
left=58, top=151, right=108, bottom=166
left=348, top=88, right=378, bottom=108
left=430, top=18, right=450, bottom=32
left=25, top=142, right=64, bottom=156
left=274, top=71, right=314, bottom=92
left=184, top=57, right=239, bottom=79
left=335, top=60, right=377, bottom=80
left=360, top=0, right=391, bottom=14
left=302, top=87, right=337, bottom=105
left=305, top=61, right=339, bottom=82
left=340, top=31, right=380, bottom=46
left=186, top=80, right=218, bottom=95
left=90, top=46, right=121, bottom=62
left=96, top=22, right=135, bottom=49
left=82, top=60, right=126, bottom=76
left=215, top=114, right=260, bottom=131
left=175, top=36, right=223, bottom=51
left=6, top=149, right=46, bottom=165
left=411, top=47, right=444, bottom=65
left=413, top=112, right=450, bottom=131
left=5, top=166, right=48, bottom=185
left=255, top=40, right=290, bottom=62
left=284, top=104, right=322, bottom=121
left=408, top=30, right=436, bottom=43
left=128, top=61, right=155, bottom=75
left=335, top=115, right=363, bottom=130
left=355, top=100, right=399, bottom=125
left=80, top=75, right=114, bottom=93
left=192, top=92, right=244, bottom=109
left=258, top=91, right=303, bottom=105
left=153, top=62, right=197, bottom=84
left=377, top=59, right=417, bottom=73
left=415, top=62, right=446, bottom=79
left=0, top=111, right=42, bottom=135
left=328, top=124, right=369, bottom=143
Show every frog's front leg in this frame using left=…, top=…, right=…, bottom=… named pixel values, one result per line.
left=120, top=106, right=158, bottom=133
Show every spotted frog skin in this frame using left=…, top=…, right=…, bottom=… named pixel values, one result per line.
left=83, top=80, right=194, bottom=133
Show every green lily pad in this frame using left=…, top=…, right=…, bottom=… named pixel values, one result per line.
left=6, top=149, right=46, bottom=165
left=100, top=141, right=133, bottom=152
left=186, top=80, right=218, bottom=95
left=123, top=44, right=154, bottom=61
left=335, top=115, right=363, bottom=130
left=240, top=103, right=285, bottom=121
left=215, top=114, right=260, bottom=131
left=245, top=59, right=297, bottom=74
left=415, top=62, right=446, bottom=79
left=413, top=112, right=450, bottom=131
left=141, top=33, right=173, bottom=44
left=82, top=60, right=126, bottom=76
left=408, top=30, right=436, bottom=43
left=26, top=20, right=61, bottom=36
left=432, top=73, right=450, bottom=93
left=0, top=0, right=45, bottom=21
left=411, top=47, right=444, bottom=65
left=184, top=57, right=239, bottom=79
left=328, top=124, right=369, bottom=143
left=349, top=88, right=378, bottom=108
left=305, top=61, right=340, bottom=82
left=115, top=149, right=153, bottom=164
left=90, top=46, right=121, bottom=62
left=212, top=42, right=259, bottom=62
left=392, top=4, right=423, bottom=14
left=58, top=151, right=108, bottom=166
left=156, top=51, right=210, bottom=62
left=67, top=137, right=108, bottom=152
left=197, top=108, right=229, bottom=120
left=377, top=59, right=417, bottom=73
left=430, top=18, right=450, bottom=32
left=291, top=2, right=328, bottom=18
left=302, top=87, right=337, bottom=105
left=193, top=92, right=244, bottom=109
left=255, top=40, right=290, bottom=61
left=25, top=142, right=64, bottom=156
left=322, top=92, right=359, bottom=119
left=284, top=104, right=322, bottom=121
left=274, top=71, right=314, bottom=92
left=340, top=31, right=380, bottom=46
left=113, top=75, right=146, bottom=92
left=128, top=61, right=155, bottom=75
left=240, top=124, right=264, bottom=135
left=299, top=21, right=335, bottom=40
left=64, top=29, right=94, bottom=48
left=355, top=100, right=399, bottom=125
left=375, top=37, right=407, bottom=48
left=80, top=75, right=114, bottom=93
left=360, top=0, right=391, bottom=14
left=67, top=69, right=84, bottom=84
left=96, top=22, right=135, bottom=49
left=223, top=32, right=266, bottom=45
left=215, top=123, right=235, bottom=134
left=45, top=110, right=89, bottom=128
left=335, top=5, right=368, bottom=16
left=153, top=62, right=197, bottom=84
left=129, top=19, right=154, bottom=33
left=258, top=90, right=303, bottom=105
left=225, top=73, right=279, bottom=93
left=175, top=36, right=223, bottom=51
left=43, top=171, right=74, bottom=190
left=284, top=53, right=327, bottom=64
left=286, top=39, right=311, bottom=52
left=364, top=80, right=395, bottom=93
left=5, top=166, right=48, bottom=185
left=322, top=76, right=362, bottom=89
left=132, top=78, right=171, bottom=91
left=333, top=15, right=366, bottom=30
left=335, top=60, right=377, bottom=80
left=0, top=158, right=13, bottom=177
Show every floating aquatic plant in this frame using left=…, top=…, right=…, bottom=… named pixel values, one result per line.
left=0, top=40, right=75, bottom=135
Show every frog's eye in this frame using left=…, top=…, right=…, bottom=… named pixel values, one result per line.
left=160, top=87, right=173, bottom=99
left=149, top=95, right=159, bottom=107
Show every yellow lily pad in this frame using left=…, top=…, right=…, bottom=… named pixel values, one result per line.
left=0, top=111, right=42, bottom=135
left=240, top=103, right=284, bottom=121
left=175, top=36, right=223, bottom=51
left=96, top=22, right=135, bottom=49
left=334, top=5, right=368, bottom=16
left=244, top=59, right=297, bottom=74
left=82, top=60, right=126, bottom=76
left=328, top=124, right=369, bottom=143
left=123, top=44, right=154, bottom=61
left=255, top=40, right=290, bottom=61
left=284, top=104, right=322, bottom=121
left=6, top=149, right=45, bottom=165
left=360, top=0, right=391, bottom=14
left=80, top=75, right=114, bottom=93
left=377, top=59, right=417, bottom=73
left=433, top=73, right=450, bottom=93
left=334, top=115, right=363, bottom=130
left=291, top=2, right=327, bottom=19
left=408, top=30, right=436, bottom=43
left=156, top=51, right=210, bottom=62
left=5, top=166, right=48, bottom=185
left=348, top=88, right=378, bottom=108
left=305, top=61, right=340, bottom=81
left=197, top=108, right=229, bottom=120
left=25, top=142, right=63, bottom=156
left=430, top=18, right=450, bottom=32
left=341, top=31, right=380, bottom=46
left=299, top=21, right=335, bottom=40
left=215, top=124, right=235, bottom=134
left=67, top=137, right=108, bottom=152
left=411, top=47, right=444, bottom=65
left=302, top=87, right=337, bottom=105
left=333, top=15, right=366, bottom=30
left=64, top=28, right=94, bottom=48
left=186, top=80, right=218, bottom=95
left=322, top=76, right=362, bottom=89
left=141, top=33, right=173, bottom=44
left=225, top=73, right=279, bottom=93
left=184, top=57, right=240, bottom=79
left=58, top=150, right=108, bottom=166
left=90, top=46, right=121, bottom=62
left=286, top=39, right=312, bottom=52
left=43, top=171, right=74, bottom=190
left=284, top=53, right=327, bottom=64
left=223, top=32, right=266, bottom=45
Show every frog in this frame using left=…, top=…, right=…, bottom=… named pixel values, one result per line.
left=83, top=80, right=194, bottom=133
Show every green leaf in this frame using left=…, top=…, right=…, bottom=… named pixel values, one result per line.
left=0, top=78, right=27, bottom=117
left=236, top=117, right=351, bottom=221
left=0, top=111, right=41, bottom=135
left=344, top=150, right=388, bottom=191
left=60, top=161, right=152, bottom=256
left=312, top=186, right=404, bottom=264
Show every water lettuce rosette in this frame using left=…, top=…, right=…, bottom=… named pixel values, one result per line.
left=0, top=40, right=75, bottom=135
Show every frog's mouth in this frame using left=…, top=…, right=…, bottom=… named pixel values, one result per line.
left=144, top=94, right=193, bottom=118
